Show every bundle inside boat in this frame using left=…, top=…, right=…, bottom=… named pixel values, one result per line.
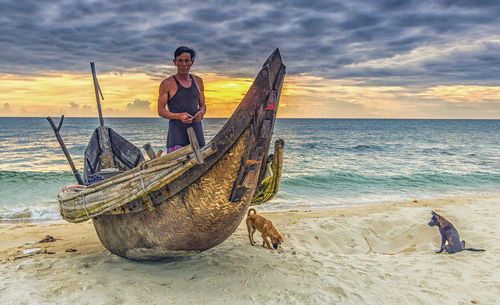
left=58, top=143, right=216, bottom=223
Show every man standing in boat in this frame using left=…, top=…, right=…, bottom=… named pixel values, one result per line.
left=158, top=46, right=206, bottom=153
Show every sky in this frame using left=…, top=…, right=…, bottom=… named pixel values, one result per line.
left=1, top=0, right=499, bottom=119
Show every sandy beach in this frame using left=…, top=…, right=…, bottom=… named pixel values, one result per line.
left=1, top=195, right=499, bottom=305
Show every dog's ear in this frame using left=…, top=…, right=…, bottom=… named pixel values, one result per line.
left=431, top=211, right=438, bottom=217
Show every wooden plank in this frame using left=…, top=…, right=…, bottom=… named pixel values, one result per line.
left=255, top=64, right=286, bottom=188
left=242, top=169, right=257, bottom=188
left=259, top=120, right=271, bottom=139
left=187, top=127, right=204, bottom=164
left=97, top=126, right=116, bottom=169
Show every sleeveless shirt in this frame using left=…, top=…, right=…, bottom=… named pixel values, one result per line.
left=166, top=75, right=205, bottom=148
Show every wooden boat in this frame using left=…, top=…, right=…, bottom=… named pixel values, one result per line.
left=56, top=49, right=286, bottom=260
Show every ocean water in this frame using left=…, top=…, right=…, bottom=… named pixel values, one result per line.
left=0, top=117, right=499, bottom=221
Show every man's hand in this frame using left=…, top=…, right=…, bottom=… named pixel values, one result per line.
left=193, top=110, right=204, bottom=122
left=177, top=112, right=193, bottom=124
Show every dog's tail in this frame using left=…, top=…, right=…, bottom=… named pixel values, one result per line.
left=462, top=240, right=485, bottom=252
left=247, top=208, right=257, bottom=216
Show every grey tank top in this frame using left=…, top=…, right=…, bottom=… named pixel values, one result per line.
left=166, top=75, right=205, bottom=148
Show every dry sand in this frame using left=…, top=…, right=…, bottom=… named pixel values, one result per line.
left=1, top=195, right=499, bottom=305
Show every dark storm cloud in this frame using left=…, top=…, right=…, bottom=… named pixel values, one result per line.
left=191, top=8, right=237, bottom=23
left=338, top=13, right=381, bottom=31
left=0, top=0, right=499, bottom=86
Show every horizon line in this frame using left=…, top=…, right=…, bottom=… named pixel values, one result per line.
left=1, top=116, right=499, bottom=120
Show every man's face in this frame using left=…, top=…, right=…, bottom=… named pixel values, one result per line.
left=174, top=52, right=193, bottom=74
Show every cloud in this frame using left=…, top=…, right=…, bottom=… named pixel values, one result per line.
left=423, top=85, right=500, bottom=103
left=0, top=0, right=498, bottom=88
left=126, top=99, right=153, bottom=115
left=277, top=75, right=500, bottom=118
left=338, top=36, right=500, bottom=85
left=2, top=103, right=11, bottom=114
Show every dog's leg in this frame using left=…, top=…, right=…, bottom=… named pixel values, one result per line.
left=262, top=233, right=272, bottom=249
left=250, top=226, right=257, bottom=245
left=437, top=233, right=446, bottom=253
left=246, top=220, right=254, bottom=245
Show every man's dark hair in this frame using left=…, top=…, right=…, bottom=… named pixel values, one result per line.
left=174, top=46, right=196, bottom=60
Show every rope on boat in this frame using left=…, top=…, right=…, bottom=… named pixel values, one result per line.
left=80, top=193, right=90, bottom=219
left=138, top=170, right=154, bottom=211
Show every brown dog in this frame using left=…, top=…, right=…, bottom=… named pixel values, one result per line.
left=246, top=208, right=283, bottom=249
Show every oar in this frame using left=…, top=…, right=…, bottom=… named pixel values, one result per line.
left=47, top=115, right=84, bottom=185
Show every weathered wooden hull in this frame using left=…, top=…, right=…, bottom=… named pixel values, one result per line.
left=92, top=49, right=286, bottom=260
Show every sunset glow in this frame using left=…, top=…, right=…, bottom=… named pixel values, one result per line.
left=1, top=73, right=499, bottom=119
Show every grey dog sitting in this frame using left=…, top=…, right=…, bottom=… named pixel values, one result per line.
left=428, top=211, right=484, bottom=254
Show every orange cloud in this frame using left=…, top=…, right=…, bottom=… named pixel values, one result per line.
left=423, top=85, right=500, bottom=103
left=276, top=75, right=500, bottom=118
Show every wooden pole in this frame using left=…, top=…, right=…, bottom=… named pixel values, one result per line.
left=143, top=143, right=156, bottom=160
left=47, top=115, right=84, bottom=185
left=187, top=127, right=204, bottom=164
left=90, top=62, right=116, bottom=169
left=90, top=62, right=105, bottom=127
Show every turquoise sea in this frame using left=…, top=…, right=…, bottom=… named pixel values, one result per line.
left=0, top=117, right=499, bottom=220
